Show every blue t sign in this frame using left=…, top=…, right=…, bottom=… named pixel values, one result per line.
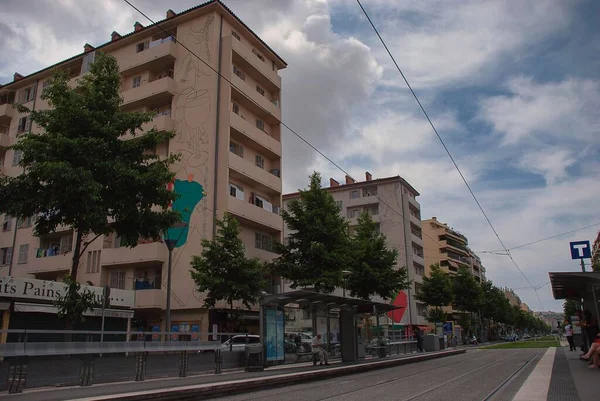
left=569, top=241, right=591, bottom=259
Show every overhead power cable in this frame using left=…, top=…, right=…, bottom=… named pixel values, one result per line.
left=356, top=0, right=542, bottom=308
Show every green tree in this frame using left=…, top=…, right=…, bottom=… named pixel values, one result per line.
left=563, top=299, right=578, bottom=323
left=451, top=267, right=482, bottom=313
left=345, top=212, right=409, bottom=300
left=190, top=213, right=267, bottom=313
left=415, top=264, right=453, bottom=323
left=54, top=275, right=98, bottom=324
left=271, top=172, right=352, bottom=293
left=1, top=52, right=179, bottom=280
left=0, top=52, right=179, bottom=325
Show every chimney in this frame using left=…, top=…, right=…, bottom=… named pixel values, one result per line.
left=345, top=175, right=355, bottom=185
left=432, top=216, right=437, bottom=221
left=365, top=171, right=372, bottom=181
left=330, top=178, right=339, bottom=187
left=84, top=43, right=95, bottom=53
left=13, top=73, right=24, bottom=82
left=134, top=22, right=144, bottom=32
left=111, top=31, right=122, bottom=41
left=166, top=9, right=176, bottom=19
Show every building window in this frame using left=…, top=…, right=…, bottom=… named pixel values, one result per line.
left=256, top=119, right=265, bottom=131
left=232, top=102, right=240, bottom=114
left=256, top=85, right=265, bottom=96
left=366, top=205, right=379, bottom=216
left=17, top=216, right=33, bottom=229
left=232, top=31, right=241, bottom=41
left=110, top=271, right=126, bottom=290
left=133, top=76, right=142, bottom=88
left=252, top=48, right=265, bottom=62
left=336, top=200, right=343, bottom=210
left=363, top=186, right=377, bottom=196
left=86, top=250, right=101, bottom=273
left=417, top=303, right=427, bottom=317
left=414, top=263, right=425, bottom=276
left=17, top=116, right=31, bottom=133
left=0, top=247, right=12, bottom=266
left=18, top=86, right=36, bottom=104
left=255, top=154, right=265, bottom=169
left=229, top=183, right=244, bottom=201
left=18, top=244, right=29, bottom=264
left=136, top=41, right=149, bottom=53
left=229, top=141, right=243, bottom=157
left=347, top=209, right=360, bottom=219
left=2, top=215, right=11, bottom=232
left=350, top=190, right=360, bottom=199
left=255, top=232, right=273, bottom=252
left=42, top=80, right=50, bottom=90
left=233, top=65, right=245, bottom=80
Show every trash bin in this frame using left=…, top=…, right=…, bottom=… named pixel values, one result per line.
left=424, top=334, right=439, bottom=352
left=245, top=343, right=264, bottom=372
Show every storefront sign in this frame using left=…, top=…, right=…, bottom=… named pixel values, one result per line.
left=13, top=302, right=134, bottom=319
left=0, top=276, right=135, bottom=307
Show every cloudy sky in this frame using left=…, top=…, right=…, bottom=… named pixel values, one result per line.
left=2, top=0, right=599, bottom=312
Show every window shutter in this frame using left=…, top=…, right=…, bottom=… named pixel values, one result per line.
left=27, top=87, right=36, bottom=102
left=24, top=117, right=31, bottom=131
left=5, top=248, right=12, bottom=265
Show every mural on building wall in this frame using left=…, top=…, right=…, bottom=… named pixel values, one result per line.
left=166, top=15, right=216, bottom=309
left=387, top=290, right=408, bottom=324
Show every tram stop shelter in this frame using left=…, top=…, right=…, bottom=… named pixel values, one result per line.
left=259, top=289, right=403, bottom=364
left=550, top=272, right=600, bottom=345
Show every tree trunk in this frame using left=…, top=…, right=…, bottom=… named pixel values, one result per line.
left=70, top=228, right=84, bottom=282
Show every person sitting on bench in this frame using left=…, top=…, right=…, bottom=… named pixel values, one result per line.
left=312, top=333, right=329, bottom=366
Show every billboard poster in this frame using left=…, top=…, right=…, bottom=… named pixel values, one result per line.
left=191, top=324, right=200, bottom=340
left=443, top=321, right=454, bottom=335
left=265, top=308, right=285, bottom=362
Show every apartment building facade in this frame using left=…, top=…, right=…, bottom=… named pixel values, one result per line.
left=282, top=173, right=428, bottom=332
left=592, top=231, right=600, bottom=271
left=0, top=1, right=285, bottom=335
left=421, top=217, right=486, bottom=282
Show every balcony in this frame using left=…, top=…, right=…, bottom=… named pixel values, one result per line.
left=122, top=77, right=177, bottom=109
left=231, top=74, right=280, bottom=123
left=102, top=241, right=167, bottom=267
left=230, top=36, right=281, bottom=89
left=0, top=133, right=12, bottom=148
left=228, top=196, right=282, bottom=231
left=443, top=240, right=469, bottom=256
left=412, top=253, right=425, bottom=267
left=411, top=233, right=423, bottom=247
left=230, top=111, right=281, bottom=158
left=445, top=229, right=468, bottom=244
left=120, top=41, right=177, bottom=75
left=0, top=103, right=15, bottom=126
left=26, top=252, right=72, bottom=274
left=229, top=154, right=282, bottom=195
left=134, top=289, right=166, bottom=309
left=347, top=195, right=379, bottom=208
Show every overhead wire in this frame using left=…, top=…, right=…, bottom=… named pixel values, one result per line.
left=355, top=0, right=543, bottom=308
left=478, top=222, right=600, bottom=253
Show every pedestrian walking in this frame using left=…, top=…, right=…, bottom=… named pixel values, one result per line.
left=413, top=326, right=424, bottom=352
left=564, top=320, right=575, bottom=351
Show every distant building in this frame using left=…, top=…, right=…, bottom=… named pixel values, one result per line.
left=283, top=172, right=428, bottom=334
left=421, top=217, right=486, bottom=282
left=592, top=231, right=600, bottom=271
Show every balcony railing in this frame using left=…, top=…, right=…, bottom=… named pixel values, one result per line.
left=230, top=36, right=281, bottom=89
left=230, top=111, right=281, bottom=158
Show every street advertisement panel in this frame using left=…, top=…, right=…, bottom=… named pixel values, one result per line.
left=265, top=308, right=284, bottom=361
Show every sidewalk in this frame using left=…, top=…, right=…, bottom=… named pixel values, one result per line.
left=557, top=345, right=600, bottom=401
left=5, top=349, right=465, bottom=401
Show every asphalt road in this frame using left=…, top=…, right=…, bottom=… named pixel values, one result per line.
left=210, top=349, right=544, bottom=401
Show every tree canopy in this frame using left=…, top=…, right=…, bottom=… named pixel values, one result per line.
left=452, top=267, right=482, bottom=313
left=190, top=213, right=267, bottom=310
left=0, top=51, right=180, bottom=283
left=345, top=212, right=408, bottom=300
left=271, top=172, right=352, bottom=293
left=415, top=264, right=453, bottom=323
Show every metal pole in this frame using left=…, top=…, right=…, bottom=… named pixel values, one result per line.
left=8, top=217, right=18, bottom=276
left=592, top=286, right=600, bottom=333
left=581, top=258, right=586, bottom=273
left=166, top=246, right=173, bottom=341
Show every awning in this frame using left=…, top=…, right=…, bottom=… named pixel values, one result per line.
left=0, top=301, right=11, bottom=311
left=448, top=261, right=460, bottom=269
left=261, top=289, right=402, bottom=315
left=549, top=272, right=600, bottom=300
left=13, top=302, right=134, bottom=319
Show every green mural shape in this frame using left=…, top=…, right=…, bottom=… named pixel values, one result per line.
left=167, top=179, right=205, bottom=248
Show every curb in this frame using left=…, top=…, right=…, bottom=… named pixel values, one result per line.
left=77, top=349, right=466, bottom=401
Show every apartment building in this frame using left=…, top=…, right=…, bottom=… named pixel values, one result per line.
left=421, top=217, right=486, bottom=283
left=282, top=172, right=428, bottom=333
left=0, top=1, right=286, bottom=335
left=592, top=231, right=600, bottom=271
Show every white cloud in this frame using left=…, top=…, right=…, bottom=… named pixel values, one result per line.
left=519, top=148, right=576, bottom=185
left=479, top=76, right=600, bottom=145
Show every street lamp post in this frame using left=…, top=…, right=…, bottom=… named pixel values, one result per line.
left=163, top=221, right=187, bottom=340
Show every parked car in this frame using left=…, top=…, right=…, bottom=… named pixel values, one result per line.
left=221, top=334, right=260, bottom=351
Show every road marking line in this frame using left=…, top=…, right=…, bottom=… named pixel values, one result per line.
left=512, top=348, right=556, bottom=401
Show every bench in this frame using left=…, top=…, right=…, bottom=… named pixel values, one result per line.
left=294, top=352, right=322, bottom=365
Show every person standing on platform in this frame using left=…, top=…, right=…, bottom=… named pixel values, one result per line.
left=564, top=320, right=575, bottom=351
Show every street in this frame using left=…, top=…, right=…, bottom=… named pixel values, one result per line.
left=210, top=349, right=543, bottom=401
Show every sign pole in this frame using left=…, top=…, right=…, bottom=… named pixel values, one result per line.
left=100, top=285, right=111, bottom=355
left=581, top=258, right=586, bottom=273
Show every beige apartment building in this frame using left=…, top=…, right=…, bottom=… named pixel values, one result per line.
left=282, top=173, right=429, bottom=334
left=421, top=217, right=486, bottom=282
left=0, top=1, right=285, bottom=335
